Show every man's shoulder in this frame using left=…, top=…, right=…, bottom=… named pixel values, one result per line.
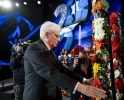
left=25, top=39, right=48, bottom=54
left=32, top=39, right=45, bottom=46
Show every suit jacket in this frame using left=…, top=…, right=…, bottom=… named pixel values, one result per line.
left=23, top=39, right=84, bottom=100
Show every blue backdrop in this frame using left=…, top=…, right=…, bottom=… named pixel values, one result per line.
left=0, top=0, right=122, bottom=80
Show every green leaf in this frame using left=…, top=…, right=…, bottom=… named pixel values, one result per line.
left=102, top=0, right=110, bottom=10
left=103, top=26, right=113, bottom=35
left=101, top=48, right=109, bottom=55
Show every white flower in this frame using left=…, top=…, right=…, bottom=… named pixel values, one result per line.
left=113, top=58, right=117, bottom=62
left=94, top=18, right=104, bottom=26
left=107, top=72, right=110, bottom=78
left=114, top=70, right=120, bottom=78
left=107, top=63, right=111, bottom=69
left=113, top=58, right=121, bottom=65
left=94, top=29, right=105, bottom=40
left=94, top=18, right=105, bottom=40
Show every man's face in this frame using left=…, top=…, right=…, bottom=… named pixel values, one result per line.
left=47, top=30, right=60, bottom=49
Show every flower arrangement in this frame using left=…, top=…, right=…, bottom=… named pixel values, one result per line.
left=91, top=0, right=113, bottom=99
left=110, top=12, right=124, bottom=100
left=87, top=44, right=93, bottom=54
left=70, top=45, right=84, bottom=55
left=91, top=0, right=124, bottom=100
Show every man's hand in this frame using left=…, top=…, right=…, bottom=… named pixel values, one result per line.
left=77, top=83, right=107, bottom=99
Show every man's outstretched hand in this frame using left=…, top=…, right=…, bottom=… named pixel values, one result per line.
left=77, top=83, right=107, bottom=99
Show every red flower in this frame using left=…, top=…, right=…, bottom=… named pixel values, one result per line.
left=94, top=76, right=101, bottom=88
left=112, top=34, right=119, bottom=43
left=110, top=12, right=118, bottom=19
left=90, top=55, right=96, bottom=66
left=109, top=12, right=118, bottom=25
left=112, top=52, right=118, bottom=58
left=70, top=46, right=84, bottom=55
left=113, top=61, right=119, bottom=70
left=88, top=44, right=93, bottom=54
left=111, top=24, right=119, bottom=32
left=110, top=17, right=117, bottom=26
left=115, top=79, right=123, bottom=90
left=112, top=43, right=119, bottom=52
left=110, top=19, right=117, bottom=26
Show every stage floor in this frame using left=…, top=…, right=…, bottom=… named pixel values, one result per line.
left=0, top=78, right=70, bottom=100
left=0, top=78, right=14, bottom=93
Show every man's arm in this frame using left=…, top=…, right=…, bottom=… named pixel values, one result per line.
left=59, top=61, right=84, bottom=83
left=25, top=43, right=107, bottom=99
left=24, top=43, right=79, bottom=93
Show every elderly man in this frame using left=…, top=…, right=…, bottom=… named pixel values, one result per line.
left=23, top=21, right=107, bottom=100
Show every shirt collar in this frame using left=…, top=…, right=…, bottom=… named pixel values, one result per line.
left=42, top=39, right=51, bottom=50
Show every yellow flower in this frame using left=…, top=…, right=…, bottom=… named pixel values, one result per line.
left=93, top=63, right=101, bottom=77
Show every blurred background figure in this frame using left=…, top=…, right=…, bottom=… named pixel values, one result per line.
left=69, top=50, right=93, bottom=100
left=10, top=38, right=33, bottom=100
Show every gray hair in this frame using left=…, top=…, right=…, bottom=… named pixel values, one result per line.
left=40, top=21, right=60, bottom=39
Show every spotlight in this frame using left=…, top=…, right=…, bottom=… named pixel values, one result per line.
left=37, top=1, right=41, bottom=4
left=15, top=3, right=19, bottom=7
left=3, top=1, right=12, bottom=8
left=0, top=1, right=3, bottom=6
left=24, top=2, right=27, bottom=5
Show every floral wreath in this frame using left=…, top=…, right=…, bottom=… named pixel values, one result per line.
left=91, top=0, right=124, bottom=100
left=110, top=12, right=124, bottom=99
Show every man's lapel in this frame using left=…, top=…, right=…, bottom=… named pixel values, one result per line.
left=49, top=50, right=61, bottom=69
left=38, top=39, right=60, bottom=69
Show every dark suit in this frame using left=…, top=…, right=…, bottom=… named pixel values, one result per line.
left=23, top=39, right=84, bottom=100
